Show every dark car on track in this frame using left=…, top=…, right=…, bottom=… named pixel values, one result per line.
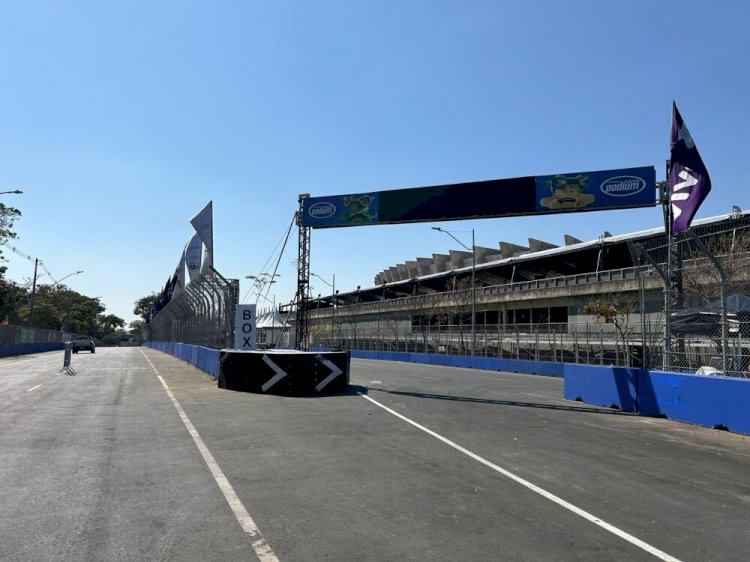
left=71, top=336, right=96, bottom=354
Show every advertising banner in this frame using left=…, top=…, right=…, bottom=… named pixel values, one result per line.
left=534, top=166, right=656, bottom=213
left=301, top=166, right=656, bottom=229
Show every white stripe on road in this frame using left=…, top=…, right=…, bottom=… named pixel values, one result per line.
left=138, top=348, right=278, bottom=562
left=27, top=384, right=42, bottom=392
left=358, top=392, right=682, bottom=562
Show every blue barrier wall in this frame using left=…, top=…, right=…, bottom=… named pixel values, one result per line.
left=638, top=370, right=750, bottom=435
left=0, top=342, right=64, bottom=357
left=564, top=364, right=750, bottom=435
left=144, top=342, right=220, bottom=378
left=349, top=350, right=564, bottom=377
left=563, top=365, right=639, bottom=412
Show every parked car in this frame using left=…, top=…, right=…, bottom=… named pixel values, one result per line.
left=71, top=336, right=96, bottom=354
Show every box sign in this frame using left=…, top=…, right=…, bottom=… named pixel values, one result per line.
left=300, top=166, right=656, bottom=229
left=234, top=304, right=256, bottom=351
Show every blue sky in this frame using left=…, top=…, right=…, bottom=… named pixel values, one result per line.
left=1, top=0, right=748, bottom=325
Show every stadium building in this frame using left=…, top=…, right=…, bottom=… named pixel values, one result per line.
left=291, top=209, right=750, bottom=370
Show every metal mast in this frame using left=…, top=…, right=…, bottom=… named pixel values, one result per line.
left=295, top=194, right=311, bottom=350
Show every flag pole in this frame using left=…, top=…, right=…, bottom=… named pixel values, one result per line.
left=663, top=157, right=672, bottom=370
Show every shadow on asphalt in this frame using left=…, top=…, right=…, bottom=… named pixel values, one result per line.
left=367, top=387, right=633, bottom=416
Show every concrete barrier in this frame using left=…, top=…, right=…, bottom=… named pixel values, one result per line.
left=563, top=364, right=750, bottom=435
left=563, top=364, right=638, bottom=412
left=349, top=350, right=564, bottom=377
left=145, top=342, right=220, bottom=378
left=0, top=342, right=64, bottom=357
left=638, top=370, right=750, bottom=435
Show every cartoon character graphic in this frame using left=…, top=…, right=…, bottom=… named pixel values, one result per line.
left=539, top=174, right=596, bottom=210
left=341, top=194, right=377, bottom=224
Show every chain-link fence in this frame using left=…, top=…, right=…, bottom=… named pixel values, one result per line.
left=147, top=272, right=240, bottom=349
left=630, top=216, right=750, bottom=377
left=310, top=318, right=658, bottom=367
left=0, top=323, right=82, bottom=345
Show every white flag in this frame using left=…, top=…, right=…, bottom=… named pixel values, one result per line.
left=185, top=233, right=202, bottom=282
left=190, top=201, right=213, bottom=274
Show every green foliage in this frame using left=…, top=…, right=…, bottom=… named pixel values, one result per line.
left=133, top=292, right=160, bottom=321
left=0, top=279, right=26, bottom=323
left=4, top=282, right=125, bottom=340
left=128, top=319, right=146, bottom=335
left=0, top=202, right=22, bottom=279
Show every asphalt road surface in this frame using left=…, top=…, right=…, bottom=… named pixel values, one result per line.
left=1, top=347, right=749, bottom=561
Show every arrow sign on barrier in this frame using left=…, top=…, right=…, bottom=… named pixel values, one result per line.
left=315, top=354, right=343, bottom=392
left=261, top=354, right=288, bottom=392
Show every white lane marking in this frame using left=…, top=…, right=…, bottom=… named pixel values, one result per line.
left=524, top=393, right=558, bottom=400
left=261, top=354, right=288, bottom=392
left=27, top=384, right=42, bottom=392
left=358, top=392, right=682, bottom=562
left=315, top=355, right=342, bottom=391
left=138, top=348, right=278, bottom=561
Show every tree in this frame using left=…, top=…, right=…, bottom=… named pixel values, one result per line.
left=584, top=296, right=636, bottom=363
left=133, top=292, right=160, bottom=321
left=128, top=319, right=146, bottom=335
left=0, top=279, right=26, bottom=323
left=0, top=201, right=22, bottom=280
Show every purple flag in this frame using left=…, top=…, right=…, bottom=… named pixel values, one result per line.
left=669, top=102, right=711, bottom=235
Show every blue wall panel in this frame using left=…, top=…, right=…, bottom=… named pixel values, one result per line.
left=638, top=370, right=750, bottom=434
left=144, top=341, right=219, bottom=378
left=349, top=350, right=563, bottom=378
left=563, top=365, right=638, bottom=412
left=0, top=342, right=64, bottom=357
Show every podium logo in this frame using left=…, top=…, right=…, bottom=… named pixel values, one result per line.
left=600, top=176, right=646, bottom=197
left=308, top=202, right=336, bottom=218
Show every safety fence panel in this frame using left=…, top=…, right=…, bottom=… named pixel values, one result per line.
left=631, top=216, right=750, bottom=377
left=147, top=272, right=240, bottom=350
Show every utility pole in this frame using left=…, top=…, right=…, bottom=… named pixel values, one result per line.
left=28, top=258, right=39, bottom=326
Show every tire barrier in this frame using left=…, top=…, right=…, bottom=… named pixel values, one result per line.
left=218, top=350, right=350, bottom=396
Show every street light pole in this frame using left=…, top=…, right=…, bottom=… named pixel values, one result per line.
left=311, top=272, right=335, bottom=347
left=52, top=270, right=84, bottom=288
left=432, top=226, right=476, bottom=357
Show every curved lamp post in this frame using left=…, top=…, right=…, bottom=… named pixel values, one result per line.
left=52, top=270, right=84, bottom=287
left=432, top=226, right=476, bottom=357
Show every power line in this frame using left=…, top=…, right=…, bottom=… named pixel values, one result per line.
left=1, top=241, right=59, bottom=285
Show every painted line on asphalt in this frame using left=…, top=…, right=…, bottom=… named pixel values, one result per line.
left=358, top=392, right=682, bottom=562
left=27, top=384, right=42, bottom=392
left=138, top=348, right=278, bottom=562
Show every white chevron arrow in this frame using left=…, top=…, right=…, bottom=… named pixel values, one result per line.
left=261, top=354, right=288, bottom=392
left=315, top=355, right=343, bottom=391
